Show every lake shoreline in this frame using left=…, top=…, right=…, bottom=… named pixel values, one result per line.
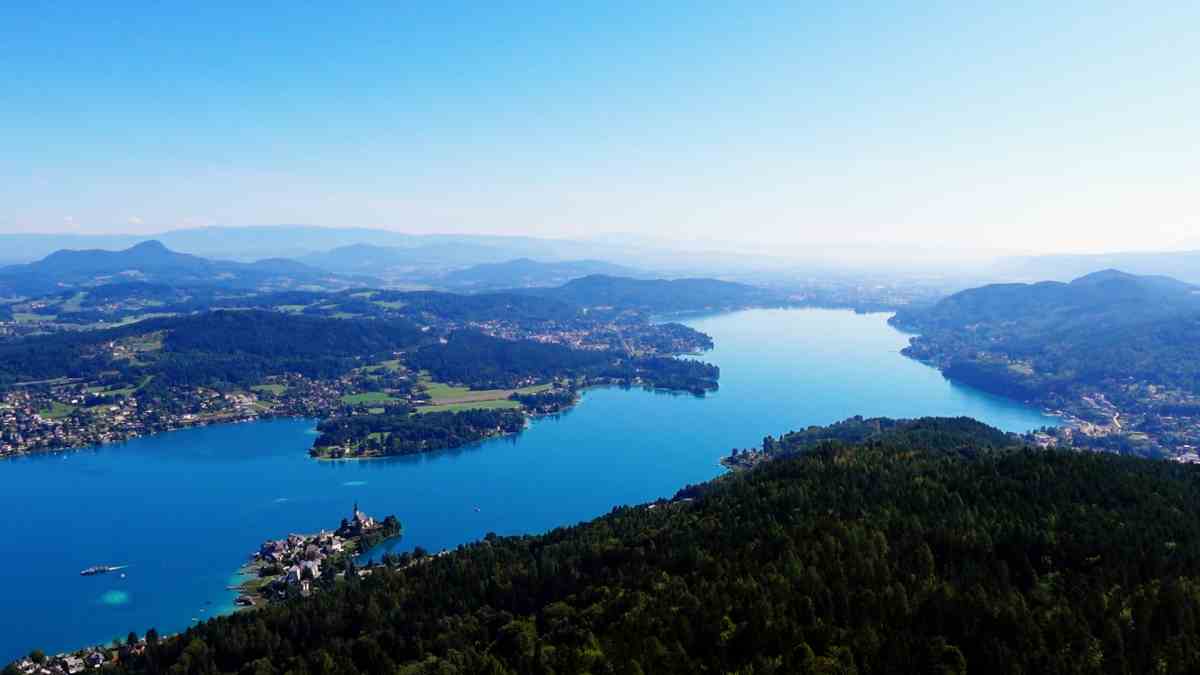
left=0, top=308, right=1060, bottom=662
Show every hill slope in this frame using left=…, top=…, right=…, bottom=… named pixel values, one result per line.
left=526, top=274, right=782, bottom=312
left=77, top=416, right=1200, bottom=674
left=893, top=269, right=1200, bottom=335
left=892, top=270, right=1200, bottom=454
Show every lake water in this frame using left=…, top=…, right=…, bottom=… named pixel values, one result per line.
left=0, top=309, right=1057, bottom=661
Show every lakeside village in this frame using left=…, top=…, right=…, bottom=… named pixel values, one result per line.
left=235, top=503, right=401, bottom=606
left=0, top=366, right=411, bottom=459
left=0, top=311, right=713, bottom=460
left=9, top=505, right=402, bottom=675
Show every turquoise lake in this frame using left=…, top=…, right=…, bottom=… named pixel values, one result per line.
left=0, top=309, right=1058, bottom=661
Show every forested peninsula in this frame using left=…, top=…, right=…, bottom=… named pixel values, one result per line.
left=891, top=270, right=1200, bottom=457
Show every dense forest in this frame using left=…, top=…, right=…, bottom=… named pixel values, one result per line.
left=409, top=332, right=610, bottom=388
left=410, top=331, right=720, bottom=393
left=56, top=416, right=1200, bottom=674
left=509, top=388, right=577, bottom=414
left=311, top=408, right=526, bottom=458
left=0, top=311, right=425, bottom=388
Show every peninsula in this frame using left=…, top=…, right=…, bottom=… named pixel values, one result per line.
left=236, top=503, right=401, bottom=607
left=890, top=270, right=1200, bottom=458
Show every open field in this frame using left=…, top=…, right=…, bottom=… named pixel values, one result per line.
left=362, top=359, right=404, bottom=374
left=88, top=375, right=154, bottom=398
left=412, top=373, right=547, bottom=413
left=341, top=391, right=399, bottom=405
left=415, top=399, right=521, bottom=414
left=58, top=292, right=87, bottom=313
left=38, top=401, right=77, bottom=419
left=13, top=312, right=55, bottom=323
left=419, top=373, right=549, bottom=404
left=251, top=383, right=287, bottom=395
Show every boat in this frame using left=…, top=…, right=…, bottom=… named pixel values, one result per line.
left=79, top=565, right=124, bottom=576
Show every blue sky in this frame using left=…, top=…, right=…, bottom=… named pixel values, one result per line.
left=2, top=1, right=1196, bottom=253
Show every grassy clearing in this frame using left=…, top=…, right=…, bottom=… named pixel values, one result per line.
left=125, top=332, right=165, bottom=352
left=362, top=359, right=404, bottom=374
left=82, top=313, right=176, bottom=330
left=88, top=375, right=153, bottom=398
left=38, top=401, right=77, bottom=419
left=13, top=312, right=55, bottom=323
left=341, top=391, right=399, bottom=406
left=373, top=300, right=407, bottom=309
left=13, top=377, right=77, bottom=387
left=59, top=292, right=87, bottom=313
left=415, top=399, right=521, bottom=414
left=251, top=383, right=287, bottom=395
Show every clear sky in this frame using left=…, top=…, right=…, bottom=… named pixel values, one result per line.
left=2, top=1, right=1196, bottom=253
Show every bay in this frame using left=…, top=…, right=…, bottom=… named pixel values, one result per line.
left=0, top=309, right=1056, bottom=661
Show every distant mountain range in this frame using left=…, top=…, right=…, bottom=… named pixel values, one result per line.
left=0, top=241, right=370, bottom=296
left=0, top=240, right=785, bottom=322
left=440, top=258, right=648, bottom=291
left=0, top=226, right=812, bottom=278
left=991, top=250, right=1200, bottom=284
left=298, top=242, right=524, bottom=277
left=0, top=227, right=652, bottom=268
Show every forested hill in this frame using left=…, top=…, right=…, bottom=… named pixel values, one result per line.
left=750, top=415, right=1021, bottom=458
left=83, top=417, right=1200, bottom=674
left=409, top=331, right=720, bottom=392
left=523, top=274, right=784, bottom=312
left=0, top=310, right=426, bottom=388
left=889, top=270, right=1200, bottom=455
left=892, top=269, right=1200, bottom=335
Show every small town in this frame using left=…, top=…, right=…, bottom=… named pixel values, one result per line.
left=236, top=504, right=401, bottom=606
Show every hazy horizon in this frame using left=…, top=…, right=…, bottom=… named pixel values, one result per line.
left=4, top=2, right=1197, bottom=255
left=2, top=223, right=1198, bottom=259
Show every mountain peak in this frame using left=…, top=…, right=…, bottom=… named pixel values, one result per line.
left=1070, top=268, right=1137, bottom=285
left=128, top=240, right=171, bottom=254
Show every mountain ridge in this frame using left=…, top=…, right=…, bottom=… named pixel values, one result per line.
left=0, top=240, right=370, bottom=296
